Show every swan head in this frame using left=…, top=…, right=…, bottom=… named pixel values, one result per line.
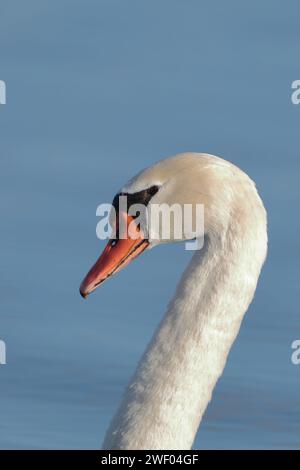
left=79, top=152, right=257, bottom=297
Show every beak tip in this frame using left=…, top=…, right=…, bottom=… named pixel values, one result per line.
left=79, top=286, right=88, bottom=299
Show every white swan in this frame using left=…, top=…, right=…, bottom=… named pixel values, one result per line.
left=80, top=153, right=268, bottom=450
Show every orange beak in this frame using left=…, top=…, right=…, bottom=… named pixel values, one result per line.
left=79, top=212, right=149, bottom=298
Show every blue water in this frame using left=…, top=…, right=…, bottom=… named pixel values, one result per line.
left=0, top=0, right=299, bottom=449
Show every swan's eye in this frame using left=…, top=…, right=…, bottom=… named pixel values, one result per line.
left=147, top=185, right=159, bottom=197
left=112, top=185, right=159, bottom=213
left=111, top=240, right=117, bottom=247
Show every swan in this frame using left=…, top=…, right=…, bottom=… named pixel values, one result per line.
left=80, top=152, right=268, bottom=450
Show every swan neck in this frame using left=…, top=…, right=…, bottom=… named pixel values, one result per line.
left=103, top=200, right=267, bottom=449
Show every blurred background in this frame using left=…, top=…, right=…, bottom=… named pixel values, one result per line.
left=0, top=0, right=299, bottom=449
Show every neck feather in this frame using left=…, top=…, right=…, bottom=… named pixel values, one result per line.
left=103, top=191, right=267, bottom=450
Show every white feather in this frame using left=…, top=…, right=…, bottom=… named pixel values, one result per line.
left=103, top=153, right=268, bottom=450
